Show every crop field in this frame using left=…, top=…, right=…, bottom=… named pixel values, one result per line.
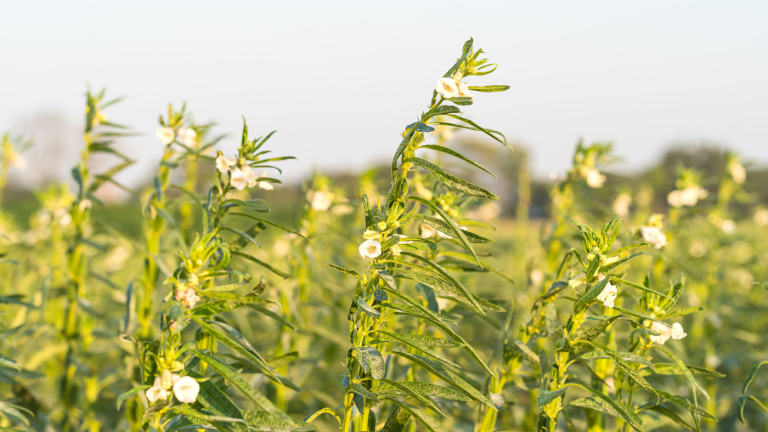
left=1, top=39, right=768, bottom=432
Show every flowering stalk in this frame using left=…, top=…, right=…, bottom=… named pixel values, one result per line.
left=60, top=89, right=134, bottom=430
left=323, top=38, right=511, bottom=432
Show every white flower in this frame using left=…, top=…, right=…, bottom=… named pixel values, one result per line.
left=435, top=77, right=460, bottom=98
left=640, top=226, right=667, bottom=249
left=612, top=193, right=632, bottom=217
left=668, top=187, right=708, bottom=207
left=530, top=269, right=544, bottom=286
left=432, top=125, right=454, bottom=142
left=721, top=219, right=736, bottom=234
left=754, top=208, right=768, bottom=226
left=670, top=322, right=687, bottom=340
left=173, top=376, right=200, bottom=404
left=363, top=229, right=381, bottom=241
left=585, top=168, right=607, bottom=188
left=156, top=127, right=175, bottom=145
left=419, top=223, right=436, bottom=238
left=230, top=166, right=253, bottom=191
left=177, top=127, right=198, bottom=147
left=332, top=204, right=355, bottom=215
left=457, top=81, right=471, bottom=98
left=307, top=190, right=333, bottom=211
left=250, top=171, right=274, bottom=190
left=649, top=321, right=671, bottom=345
left=358, top=240, right=382, bottom=259
left=596, top=278, right=618, bottom=308
left=568, top=273, right=587, bottom=289
left=728, top=161, right=746, bottom=184
left=390, top=245, right=402, bottom=256
left=215, top=154, right=237, bottom=173
left=146, top=376, right=170, bottom=403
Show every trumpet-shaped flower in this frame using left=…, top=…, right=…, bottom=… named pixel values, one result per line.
left=649, top=321, right=687, bottom=345
left=640, top=226, right=667, bottom=249
left=596, top=279, right=618, bottom=308
left=156, top=127, right=175, bottom=145
left=145, top=376, right=170, bottom=403
left=230, top=166, right=254, bottom=191
left=457, top=81, right=471, bottom=98
left=173, top=376, right=200, bottom=404
left=585, top=168, right=607, bottom=188
left=307, top=190, right=333, bottom=211
left=359, top=240, right=382, bottom=259
left=435, top=77, right=460, bottom=99
left=177, top=127, right=198, bottom=147
left=250, top=171, right=274, bottom=190
left=215, top=154, right=237, bottom=173
left=667, top=187, right=708, bottom=207
left=670, top=322, right=687, bottom=340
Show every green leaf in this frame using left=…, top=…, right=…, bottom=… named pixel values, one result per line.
left=654, top=390, right=716, bottom=420
left=381, top=397, right=449, bottom=432
left=220, top=226, right=261, bottom=248
left=652, top=346, right=709, bottom=402
left=445, top=97, right=473, bottom=106
left=610, top=277, right=672, bottom=299
left=326, top=263, right=360, bottom=279
left=659, top=307, right=703, bottom=319
left=515, top=341, right=541, bottom=367
left=355, top=346, right=385, bottom=380
left=652, top=363, right=724, bottom=378
left=188, top=349, right=291, bottom=421
left=445, top=114, right=509, bottom=149
left=356, top=296, right=381, bottom=318
left=405, top=157, right=498, bottom=199
left=742, top=361, right=768, bottom=394
left=419, top=144, right=497, bottom=178
left=588, top=342, right=657, bottom=402
left=414, top=215, right=493, bottom=243
left=223, top=199, right=270, bottom=212
left=467, top=85, right=510, bottom=92
left=232, top=251, right=289, bottom=278
left=577, top=315, right=621, bottom=341
left=377, top=379, right=445, bottom=417
left=229, top=213, right=306, bottom=239
left=242, top=410, right=316, bottom=431
left=371, top=330, right=460, bottom=367
left=305, top=407, right=341, bottom=427
left=346, top=383, right=380, bottom=402
left=423, top=105, right=461, bottom=120
left=537, top=388, right=567, bottom=408
left=737, top=396, right=768, bottom=425
left=391, top=351, right=496, bottom=411
left=0, top=353, right=21, bottom=371
left=407, top=196, right=479, bottom=265
left=379, top=301, right=457, bottom=326
left=573, top=276, right=610, bottom=313
left=116, top=385, right=150, bottom=410
left=373, top=381, right=470, bottom=401
left=567, top=383, right=644, bottom=431
left=372, top=331, right=462, bottom=348
left=248, top=304, right=297, bottom=330
left=399, top=252, right=484, bottom=314
left=643, top=405, right=695, bottom=431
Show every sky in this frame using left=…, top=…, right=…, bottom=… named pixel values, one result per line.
left=1, top=1, right=767, bottom=186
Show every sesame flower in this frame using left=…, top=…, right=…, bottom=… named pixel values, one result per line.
left=420, top=223, right=436, bottom=238
left=721, top=219, right=736, bottom=234
left=640, top=226, right=667, bottom=249
left=585, top=168, right=607, bottom=188
left=568, top=273, right=587, bottom=289
left=612, top=193, right=632, bottom=217
left=596, top=277, right=618, bottom=308
left=667, top=187, right=708, bottom=208
left=177, top=127, right=198, bottom=147
left=359, top=240, right=382, bottom=259
left=363, top=229, right=381, bottom=241
left=307, top=190, right=333, bottom=211
left=649, top=321, right=687, bottom=345
left=250, top=171, right=274, bottom=190
left=145, top=376, right=170, bottom=403
left=173, top=376, right=200, bottom=404
left=435, top=77, right=460, bottom=99
left=156, top=127, right=175, bottom=145
left=728, top=160, right=746, bottom=184
left=457, top=81, right=471, bottom=98
left=390, top=245, right=402, bottom=256
left=230, top=165, right=254, bottom=191
left=530, top=269, right=544, bottom=286
left=215, top=154, right=237, bottom=173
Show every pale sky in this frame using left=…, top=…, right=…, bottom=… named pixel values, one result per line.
left=1, top=1, right=766, bottom=186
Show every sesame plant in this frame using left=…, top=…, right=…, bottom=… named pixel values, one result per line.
left=316, top=38, right=512, bottom=432
left=120, top=119, right=314, bottom=431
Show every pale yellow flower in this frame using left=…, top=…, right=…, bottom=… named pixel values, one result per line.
left=640, top=226, right=667, bottom=249
left=230, top=166, right=253, bottom=191
left=177, top=127, right=198, bottom=147
left=612, top=193, right=632, bottom=217
left=215, top=154, right=237, bottom=173
left=390, top=245, right=402, bottom=256
left=721, top=219, right=736, bottom=234
left=307, top=190, right=333, bottom=211
left=145, top=376, right=170, bottom=403
left=359, top=240, right=382, bottom=259
left=585, top=168, right=607, bottom=188
left=728, top=160, right=746, bottom=184
left=420, top=223, right=436, bottom=238
left=596, top=278, right=618, bottom=308
left=363, top=229, right=381, bottom=241
left=173, top=376, right=200, bottom=404
left=156, top=127, right=175, bottom=145
left=668, top=187, right=708, bottom=207
left=331, top=204, right=355, bottom=215
left=435, top=77, right=460, bottom=98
